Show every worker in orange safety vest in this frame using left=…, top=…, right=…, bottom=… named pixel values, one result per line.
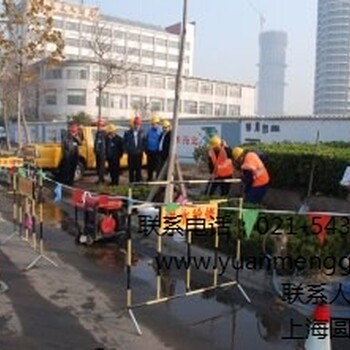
left=207, top=136, right=234, bottom=196
left=232, top=147, right=269, bottom=204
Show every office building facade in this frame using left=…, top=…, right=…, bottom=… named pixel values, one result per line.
left=314, top=0, right=350, bottom=114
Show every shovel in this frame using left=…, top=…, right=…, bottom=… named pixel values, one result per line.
left=298, top=130, right=320, bottom=214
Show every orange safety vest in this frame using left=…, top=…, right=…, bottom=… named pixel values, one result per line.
left=241, top=152, right=269, bottom=187
left=209, top=147, right=234, bottom=178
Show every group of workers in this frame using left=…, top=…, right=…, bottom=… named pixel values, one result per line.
left=58, top=115, right=171, bottom=187
left=58, top=117, right=269, bottom=204
left=207, top=135, right=269, bottom=204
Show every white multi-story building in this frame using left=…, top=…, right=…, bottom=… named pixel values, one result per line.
left=22, top=0, right=255, bottom=120
left=314, top=0, right=350, bottom=114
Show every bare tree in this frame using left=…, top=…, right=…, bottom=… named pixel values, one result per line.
left=88, top=22, right=139, bottom=127
left=0, top=0, right=64, bottom=147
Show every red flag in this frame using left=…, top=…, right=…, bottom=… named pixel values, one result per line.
left=307, top=213, right=331, bottom=246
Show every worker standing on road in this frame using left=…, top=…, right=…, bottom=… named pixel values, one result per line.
left=123, top=116, right=146, bottom=183
left=58, top=122, right=82, bottom=186
left=232, top=147, right=270, bottom=204
left=94, top=118, right=107, bottom=184
left=157, top=120, right=171, bottom=176
left=207, top=136, right=234, bottom=196
left=105, top=124, right=124, bottom=186
left=146, top=115, right=162, bottom=181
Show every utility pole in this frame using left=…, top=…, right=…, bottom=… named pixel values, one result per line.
left=164, top=0, right=188, bottom=202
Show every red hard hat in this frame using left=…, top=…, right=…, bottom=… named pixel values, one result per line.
left=133, top=116, right=142, bottom=126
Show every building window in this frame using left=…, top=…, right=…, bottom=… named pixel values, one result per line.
left=150, top=98, right=164, bottom=112
left=228, top=105, right=240, bottom=116
left=200, top=82, right=213, bottom=94
left=214, top=103, right=227, bottom=116
left=110, top=94, right=127, bottom=109
left=245, top=123, right=251, bottom=132
left=128, top=47, right=140, bottom=56
left=114, top=30, right=125, bottom=39
left=67, top=89, right=86, bottom=106
left=127, top=32, right=140, bottom=42
left=66, top=21, right=80, bottom=31
left=167, top=77, right=175, bottom=90
left=168, top=54, right=178, bottom=62
left=155, top=52, right=167, bottom=60
left=141, top=35, right=153, bottom=44
left=130, top=74, right=147, bottom=87
left=81, top=39, right=92, bottom=49
left=53, top=19, right=63, bottom=29
left=150, top=76, right=165, bottom=89
left=93, top=71, right=109, bottom=82
left=229, top=86, right=242, bottom=98
left=199, top=102, right=213, bottom=115
left=66, top=68, right=88, bottom=80
left=142, top=50, right=153, bottom=58
left=99, top=27, right=111, bottom=36
left=271, top=125, right=280, bottom=132
left=255, top=122, right=260, bottom=132
left=44, top=89, right=57, bottom=105
left=169, top=40, right=179, bottom=48
left=65, top=38, right=80, bottom=47
left=82, top=24, right=95, bottom=34
left=215, top=84, right=227, bottom=96
left=155, top=37, right=167, bottom=46
left=167, top=98, right=174, bottom=112
left=130, top=95, right=147, bottom=109
left=185, top=80, right=198, bottom=93
left=183, top=100, right=198, bottom=114
left=262, top=124, right=269, bottom=134
left=45, top=69, right=62, bottom=79
left=96, top=92, right=109, bottom=108
left=114, top=45, right=125, bottom=54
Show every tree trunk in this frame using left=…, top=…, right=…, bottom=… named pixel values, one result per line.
left=17, top=75, right=22, bottom=148
left=3, top=102, right=11, bottom=151
left=164, top=0, right=188, bottom=203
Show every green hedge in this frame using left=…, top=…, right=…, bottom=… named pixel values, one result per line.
left=243, top=142, right=350, bottom=198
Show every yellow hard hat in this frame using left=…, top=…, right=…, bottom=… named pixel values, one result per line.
left=232, top=147, right=244, bottom=160
left=151, top=115, right=160, bottom=125
left=209, top=136, right=221, bottom=148
left=106, top=124, right=117, bottom=133
left=162, top=120, right=170, bottom=128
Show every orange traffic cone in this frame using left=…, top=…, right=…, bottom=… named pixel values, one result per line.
left=304, top=304, right=331, bottom=350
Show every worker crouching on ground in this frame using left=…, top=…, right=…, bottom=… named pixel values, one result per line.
left=105, top=124, right=124, bottom=186
left=94, top=118, right=107, bottom=184
left=146, top=115, right=162, bottom=181
left=232, top=147, right=270, bottom=204
left=58, top=122, right=82, bottom=186
left=207, top=136, right=234, bottom=196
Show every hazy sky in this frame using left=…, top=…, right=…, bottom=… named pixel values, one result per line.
left=82, top=0, right=318, bottom=115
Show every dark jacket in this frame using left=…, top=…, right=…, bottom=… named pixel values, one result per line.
left=62, top=132, right=82, bottom=158
left=94, top=130, right=106, bottom=156
left=123, top=127, right=146, bottom=155
left=159, top=130, right=171, bottom=161
left=106, top=134, right=124, bottom=160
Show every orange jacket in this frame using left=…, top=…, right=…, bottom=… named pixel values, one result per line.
left=209, top=147, right=234, bottom=178
left=241, top=151, right=269, bottom=187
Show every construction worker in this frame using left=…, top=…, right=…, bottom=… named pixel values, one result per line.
left=58, top=122, right=82, bottom=186
left=157, top=119, right=171, bottom=175
left=123, top=116, right=146, bottom=183
left=105, top=124, right=124, bottom=186
left=146, top=115, right=162, bottom=181
left=207, top=135, right=234, bottom=196
left=232, top=147, right=270, bottom=204
left=94, top=118, right=107, bottom=184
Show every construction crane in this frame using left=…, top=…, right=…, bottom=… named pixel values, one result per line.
left=244, top=0, right=266, bottom=32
